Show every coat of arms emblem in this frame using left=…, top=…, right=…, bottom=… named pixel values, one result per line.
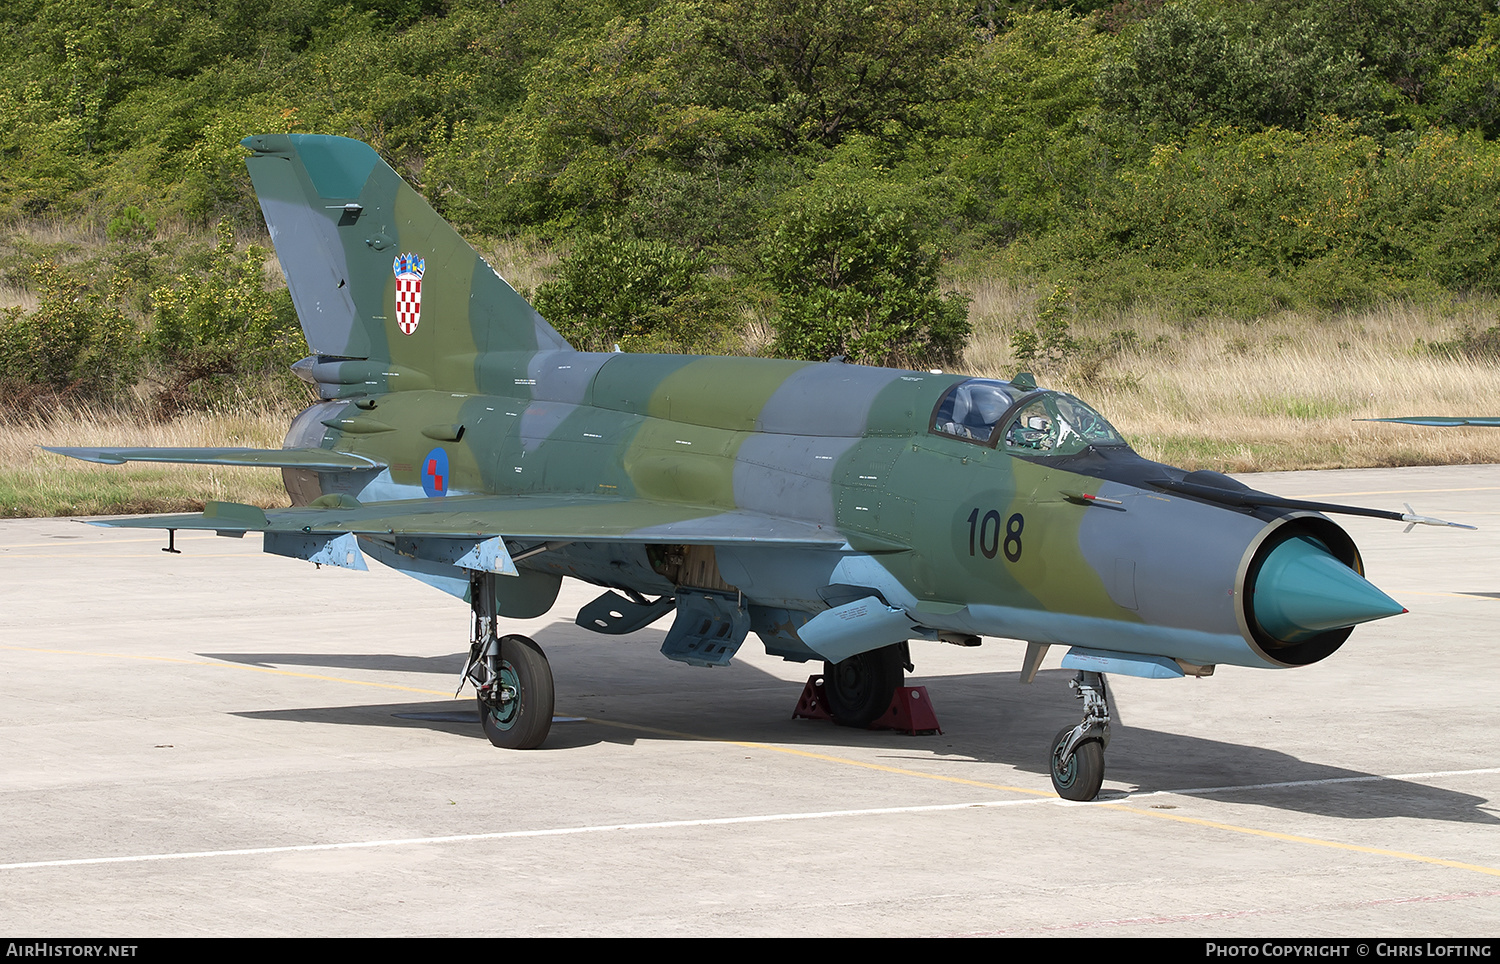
left=393, top=253, right=426, bottom=335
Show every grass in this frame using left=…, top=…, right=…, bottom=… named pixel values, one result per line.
left=6, top=238, right=1500, bottom=518
left=2, top=401, right=298, bottom=517
left=961, top=292, right=1500, bottom=472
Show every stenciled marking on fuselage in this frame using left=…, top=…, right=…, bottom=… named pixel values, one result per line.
left=966, top=507, right=1025, bottom=562
left=422, top=447, right=449, bottom=497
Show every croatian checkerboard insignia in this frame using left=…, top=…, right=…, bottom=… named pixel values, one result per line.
left=394, top=253, right=425, bottom=335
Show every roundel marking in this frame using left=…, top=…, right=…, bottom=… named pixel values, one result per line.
left=422, top=447, right=449, bottom=497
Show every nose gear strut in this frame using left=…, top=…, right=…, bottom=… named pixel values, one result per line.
left=1049, top=670, right=1110, bottom=801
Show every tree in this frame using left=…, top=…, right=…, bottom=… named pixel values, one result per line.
left=532, top=231, right=740, bottom=354
left=763, top=191, right=969, bottom=368
left=147, top=221, right=303, bottom=414
left=702, top=0, right=971, bottom=148
left=0, top=261, right=138, bottom=410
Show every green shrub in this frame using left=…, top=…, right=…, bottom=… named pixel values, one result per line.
left=1422, top=326, right=1500, bottom=363
left=763, top=190, right=969, bottom=369
left=0, top=261, right=139, bottom=411
left=146, top=221, right=303, bottom=414
left=1098, top=2, right=1378, bottom=136
left=532, top=231, right=741, bottom=355
left=105, top=206, right=155, bottom=243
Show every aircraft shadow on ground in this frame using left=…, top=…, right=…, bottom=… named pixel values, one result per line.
left=212, top=639, right=1499, bottom=828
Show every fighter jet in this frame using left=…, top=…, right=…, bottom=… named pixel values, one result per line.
left=46, top=135, right=1462, bottom=801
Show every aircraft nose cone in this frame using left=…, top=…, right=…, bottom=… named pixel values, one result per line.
left=1252, top=535, right=1406, bottom=643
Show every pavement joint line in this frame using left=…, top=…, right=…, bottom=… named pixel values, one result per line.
left=0, top=534, right=224, bottom=550
left=1389, top=589, right=1500, bottom=600
left=8, top=643, right=1500, bottom=799
left=1119, top=767, right=1500, bottom=797
left=0, top=644, right=460, bottom=697
left=3, top=553, right=262, bottom=559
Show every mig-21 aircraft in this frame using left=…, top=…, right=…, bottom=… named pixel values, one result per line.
left=47, top=135, right=1466, bottom=801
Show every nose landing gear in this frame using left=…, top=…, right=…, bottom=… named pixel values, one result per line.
left=1049, top=671, right=1110, bottom=801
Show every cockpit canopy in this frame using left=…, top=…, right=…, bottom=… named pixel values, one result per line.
left=930, top=379, right=1127, bottom=456
left=931, top=379, right=1015, bottom=444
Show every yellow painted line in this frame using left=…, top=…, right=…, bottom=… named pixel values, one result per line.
left=0, top=534, right=225, bottom=550
left=1104, top=803, right=1500, bottom=877
left=579, top=716, right=1051, bottom=796
left=0, top=644, right=456, bottom=698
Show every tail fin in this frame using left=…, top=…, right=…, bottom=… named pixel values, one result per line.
left=242, top=134, right=570, bottom=386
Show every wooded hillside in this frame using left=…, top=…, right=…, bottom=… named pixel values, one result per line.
left=3, top=0, right=1499, bottom=410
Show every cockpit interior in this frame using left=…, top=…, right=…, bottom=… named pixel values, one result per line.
left=930, top=379, right=1127, bottom=456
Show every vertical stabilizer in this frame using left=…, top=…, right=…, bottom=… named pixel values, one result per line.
left=242, top=134, right=570, bottom=387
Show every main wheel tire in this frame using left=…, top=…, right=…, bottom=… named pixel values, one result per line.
left=822, top=644, right=904, bottom=728
left=478, top=634, right=555, bottom=749
left=1050, top=725, right=1105, bottom=801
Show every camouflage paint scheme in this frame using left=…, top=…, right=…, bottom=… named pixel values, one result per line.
left=51, top=136, right=1412, bottom=787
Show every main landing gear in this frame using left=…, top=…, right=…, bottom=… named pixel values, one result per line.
left=462, top=572, right=554, bottom=749
left=822, top=643, right=911, bottom=728
left=1049, top=670, right=1110, bottom=801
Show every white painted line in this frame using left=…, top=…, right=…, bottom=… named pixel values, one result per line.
left=0, top=798, right=1046, bottom=871
left=4, top=766, right=1495, bottom=872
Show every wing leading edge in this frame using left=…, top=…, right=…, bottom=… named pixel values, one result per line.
left=42, top=446, right=384, bottom=470
left=90, top=492, right=899, bottom=556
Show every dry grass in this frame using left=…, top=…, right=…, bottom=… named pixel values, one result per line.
left=8, top=237, right=1500, bottom=519
left=475, top=237, right=559, bottom=297
left=0, top=282, right=37, bottom=312
left=961, top=291, right=1500, bottom=471
left=1, top=401, right=298, bottom=517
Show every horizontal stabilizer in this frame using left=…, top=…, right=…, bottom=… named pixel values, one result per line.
left=86, top=493, right=884, bottom=550
left=43, top=446, right=384, bottom=470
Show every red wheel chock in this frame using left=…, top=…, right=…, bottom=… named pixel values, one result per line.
left=792, top=675, right=943, bottom=735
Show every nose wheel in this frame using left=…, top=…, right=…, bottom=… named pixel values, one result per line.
left=1049, top=671, right=1110, bottom=801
